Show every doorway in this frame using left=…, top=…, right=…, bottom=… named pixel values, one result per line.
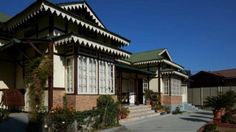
left=136, top=79, right=143, bottom=104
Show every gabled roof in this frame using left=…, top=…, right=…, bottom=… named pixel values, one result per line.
left=57, top=1, right=106, bottom=28
left=0, top=13, right=11, bottom=22
left=213, top=68, right=236, bottom=78
left=126, top=48, right=166, bottom=63
left=4, top=0, right=130, bottom=45
left=125, top=48, right=184, bottom=70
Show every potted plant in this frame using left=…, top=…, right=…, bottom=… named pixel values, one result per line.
left=206, top=90, right=236, bottom=123
left=119, top=106, right=130, bottom=119
left=144, top=89, right=154, bottom=105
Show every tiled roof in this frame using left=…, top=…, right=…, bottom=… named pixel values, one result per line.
left=126, top=48, right=165, bottom=63
left=213, top=68, right=236, bottom=78
left=0, top=13, right=11, bottom=22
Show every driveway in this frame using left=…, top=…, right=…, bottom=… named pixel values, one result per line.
left=0, top=113, right=28, bottom=132
left=104, top=111, right=213, bottom=132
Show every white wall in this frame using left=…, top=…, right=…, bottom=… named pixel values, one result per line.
left=149, top=78, right=159, bottom=92
left=182, top=85, right=188, bottom=103
left=53, top=54, right=65, bottom=88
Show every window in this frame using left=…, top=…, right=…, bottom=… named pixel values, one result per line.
left=163, top=78, right=181, bottom=96
left=143, top=79, right=148, bottom=90
left=66, top=58, right=74, bottom=93
left=77, top=55, right=114, bottom=94
left=99, top=60, right=114, bottom=94
left=163, top=78, right=169, bottom=95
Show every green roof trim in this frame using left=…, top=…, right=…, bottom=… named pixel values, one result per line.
left=0, top=13, right=11, bottom=22
left=125, top=48, right=166, bottom=63
left=115, top=63, right=155, bottom=75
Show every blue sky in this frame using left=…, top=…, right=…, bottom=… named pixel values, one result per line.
left=1, top=0, right=236, bottom=73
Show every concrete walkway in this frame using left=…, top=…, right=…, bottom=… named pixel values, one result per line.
left=102, top=111, right=213, bottom=132
left=0, top=113, right=29, bottom=132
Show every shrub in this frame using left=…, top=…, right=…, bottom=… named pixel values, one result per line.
left=203, top=124, right=218, bottom=132
left=96, top=95, right=119, bottom=129
left=46, top=107, right=75, bottom=132
left=74, top=109, right=100, bottom=131
left=0, top=108, right=9, bottom=122
left=221, top=112, right=236, bottom=124
left=206, top=90, right=236, bottom=111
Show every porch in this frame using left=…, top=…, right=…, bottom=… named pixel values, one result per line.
left=115, top=63, right=154, bottom=105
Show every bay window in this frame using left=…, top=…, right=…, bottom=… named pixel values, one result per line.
left=77, top=55, right=114, bottom=94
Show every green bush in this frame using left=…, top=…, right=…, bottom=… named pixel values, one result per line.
left=206, top=90, right=236, bottom=111
left=203, top=124, right=218, bottom=132
left=46, top=107, right=75, bottom=132
left=221, top=112, right=236, bottom=124
left=74, top=109, right=100, bottom=131
left=0, top=108, right=9, bottom=122
left=96, top=95, right=119, bottom=129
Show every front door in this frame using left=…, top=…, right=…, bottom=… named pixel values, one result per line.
left=136, top=79, right=143, bottom=104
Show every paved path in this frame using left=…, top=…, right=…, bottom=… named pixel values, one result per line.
left=0, top=113, right=28, bottom=132
left=103, top=111, right=213, bottom=132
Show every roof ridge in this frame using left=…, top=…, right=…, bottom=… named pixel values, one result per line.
left=133, top=48, right=166, bottom=54
left=56, top=0, right=85, bottom=6
left=212, top=68, right=236, bottom=73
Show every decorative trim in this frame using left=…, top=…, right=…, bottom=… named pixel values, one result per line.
left=162, top=71, right=189, bottom=79
left=116, top=59, right=131, bottom=65
left=158, top=49, right=173, bottom=61
left=54, top=35, right=130, bottom=58
left=7, top=1, right=130, bottom=45
left=133, top=59, right=184, bottom=70
left=60, top=3, right=105, bottom=28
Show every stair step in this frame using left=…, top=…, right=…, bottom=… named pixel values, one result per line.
left=129, top=107, right=152, bottom=113
left=127, top=105, right=151, bottom=110
left=120, top=112, right=160, bottom=124
left=129, top=110, right=155, bottom=118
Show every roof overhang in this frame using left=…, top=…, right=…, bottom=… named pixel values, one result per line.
left=133, top=59, right=184, bottom=70
left=53, top=34, right=130, bottom=58
left=162, top=71, right=189, bottom=79
left=116, top=63, right=155, bottom=75
left=6, top=1, right=130, bottom=46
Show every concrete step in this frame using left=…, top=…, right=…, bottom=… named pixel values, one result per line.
left=120, top=112, right=160, bottom=124
left=129, top=110, right=155, bottom=118
left=120, top=105, right=160, bottom=124
left=127, top=105, right=151, bottom=111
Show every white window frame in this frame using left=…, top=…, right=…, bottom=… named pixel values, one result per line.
left=65, top=57, right=74, bottom=94
left=163, top=78, right=169, bottom=95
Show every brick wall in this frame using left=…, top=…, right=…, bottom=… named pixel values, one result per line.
left=52, top=89, right=117, bottom=111
left=66, top=95, right=117, bottom=111
left=161, top=95, right=182, bottom=105
left=52, top=89, right=65, bottom=108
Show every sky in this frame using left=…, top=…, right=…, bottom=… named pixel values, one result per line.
left=1, top=0, right=236, bottom=73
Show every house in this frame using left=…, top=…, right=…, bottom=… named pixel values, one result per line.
left=0, top=0, right=188, bottom=111
left=117, top=49, right=189, bottom=110
left=188, top=69, right=236, bottom=107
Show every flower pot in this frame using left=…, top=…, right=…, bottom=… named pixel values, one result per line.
left=146, top=99, right=151, bottom=105
left=213, top=109, right=222, bottom=119
left=121, top=114, right=127, bottom=119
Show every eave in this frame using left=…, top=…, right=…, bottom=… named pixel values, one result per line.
left=5, top=1, right=130, bottom=46
left=133, top=59, right=184, bottom=70
left=53, top=34, right=130, bottom=58
left=162, top=70, right=189, bottom=79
